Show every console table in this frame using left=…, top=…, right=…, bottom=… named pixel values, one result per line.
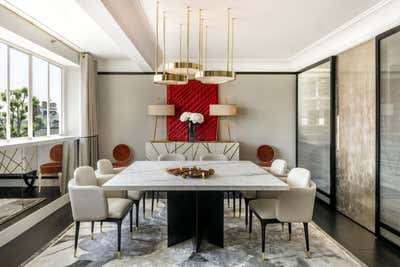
left=145, top=141, right=239, bottom=161
left=0, top=136, right=78, bottom=188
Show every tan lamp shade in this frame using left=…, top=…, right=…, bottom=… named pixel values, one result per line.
left=148, top=105, right=175, bottom=116
left=209, top=104, right=237, bottom=116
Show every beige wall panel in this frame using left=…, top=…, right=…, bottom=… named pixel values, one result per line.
left=336, top=39, right=376, bottom=232
left=97, top=74, right=296, bottom=166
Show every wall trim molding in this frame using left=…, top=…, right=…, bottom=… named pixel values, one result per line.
left=97, top=71, right=297, bottom=75
left=0, top=193, right=70, bottom=247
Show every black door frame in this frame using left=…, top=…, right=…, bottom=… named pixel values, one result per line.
left=296, top=57, right=336, bottom=208
left=375, top=24, right=400, bottom=242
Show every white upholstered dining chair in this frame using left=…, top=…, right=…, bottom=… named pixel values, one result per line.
left=200, top=153, right=228, bottom=161
left=241, top=159, right=288, bottom=227
left=263, top=159, right=288, bottom=177
left=96, top=159, right=145, bottom=229
left=153, top=153, right=186, bottom=214
left=248, top=167, right=316, bottom=260
left=69, top=166, right=133, bottom=259
left=200, top=153, right=238, bottom=216
left=158, top=153, right=186, bottom=161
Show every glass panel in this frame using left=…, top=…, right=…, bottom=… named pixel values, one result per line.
left=9, top=48, right=29, bottom=138
left=49, top=65, right=61, bottom=135
left=380, top=30, right=400, bottom=232
left=0, top=43, right=7, bottom=139
left=32, top=57, right=48, bottom=137
left=298, top=61, right=332, bottom=195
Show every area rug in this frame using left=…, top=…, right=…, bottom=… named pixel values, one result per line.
left=24, top=199, right=366, bottom=267
left=0, top=198, right=46, bottom=225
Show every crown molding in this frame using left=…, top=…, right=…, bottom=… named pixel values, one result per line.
left=290, top=0, right=400, bottom=70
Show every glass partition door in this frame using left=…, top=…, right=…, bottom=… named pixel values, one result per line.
left=297, top=58, right=335, bottom=206
left=377, top=26, right=400, bottom=245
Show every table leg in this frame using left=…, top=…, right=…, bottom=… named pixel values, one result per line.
left=167, top=191, right=224, bottom=252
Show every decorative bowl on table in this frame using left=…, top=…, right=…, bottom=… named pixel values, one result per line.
left=166, top=166, right=215, bottom=179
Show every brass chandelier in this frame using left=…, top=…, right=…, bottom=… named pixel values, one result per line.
left=153, top=2, right=236, bottom=85
left=153, top=1, right=188, bottom=85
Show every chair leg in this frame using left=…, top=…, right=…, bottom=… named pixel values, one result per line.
left=227, top=191, right=230, bottom=207
left=142, top=194, right=146, bottom=219
left=232, top=191, right=236, bottom=217
left=100, top=221, right=103, bottom=233
left=57, top=172, right=62, bottom=193
left=245, top=198, right=249, bottom=227
left=135, top=202, right=139, bottom=231
left=239, top=192, right=242, bottom=218
left=90, top=221, right=94, bottom=240
left=38, top=172, right=42, bottom=193
left=288, top=223, right=292, bottom=241
left=129, top=207, right=133, bottom=239
left=156, top=191, right=159, bottom=206
left=151, top=191, right=155, bottom=216
left=117, top=220, right=122, bottom=259
left=74, top=221, right=80, bottom=257
left=261, top=221, right=267, bottom=260
left=304, top=222, right=311, bottom=258
left=249, top=209, right=253, bottom=238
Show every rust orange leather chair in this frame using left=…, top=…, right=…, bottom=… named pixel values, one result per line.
left=257, top=145, right=275, bottom=167
left=38, top=144, right=63, bottom=193
left=112, top=144, right=132, bottom=168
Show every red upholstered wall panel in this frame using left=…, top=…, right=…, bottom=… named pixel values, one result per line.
left=167, top=80, right=218, bottom=141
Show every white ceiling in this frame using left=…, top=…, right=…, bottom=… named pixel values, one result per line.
left=1, top=0, right=399, bottom=71
left=139, top=0, right=381, bottom=61
left=2, top=0, right=127, bottom=59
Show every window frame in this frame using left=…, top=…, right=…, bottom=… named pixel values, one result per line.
left=0, top=39, right=64, bottom=141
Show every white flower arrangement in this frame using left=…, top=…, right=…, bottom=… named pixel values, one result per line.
left=179, top=112, right=204, bottom=124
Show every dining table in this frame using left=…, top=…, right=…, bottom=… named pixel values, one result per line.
left=102, top=160, right=289, bottom=252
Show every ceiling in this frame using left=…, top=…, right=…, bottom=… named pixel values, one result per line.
left=139, top=0, right=381, bottom=60
left=1, top=0, right=398, bottom=71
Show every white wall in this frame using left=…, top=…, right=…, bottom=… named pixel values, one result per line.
left=97, top=74, right=296, bottom=166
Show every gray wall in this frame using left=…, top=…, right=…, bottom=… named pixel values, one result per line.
left=97, top=74, right=296, bottom=166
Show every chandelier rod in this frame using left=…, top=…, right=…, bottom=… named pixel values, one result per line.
left=155, top=1, right=159, bottom=74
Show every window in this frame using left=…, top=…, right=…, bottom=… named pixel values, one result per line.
left=0, top=43, right=7, bottom=140
left=49, top=65, right=61, bottom=135
left=32, top=57, right=48, bottom=137
left=0, top=42, right=63, bottom=140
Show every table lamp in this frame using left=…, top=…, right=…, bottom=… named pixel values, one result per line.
left=210, top=104, right=237, bottom=141
left=148, top=104, right=175, bottom=141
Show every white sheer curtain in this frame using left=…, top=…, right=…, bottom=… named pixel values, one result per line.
left=79, top=53, right=98, bottom=168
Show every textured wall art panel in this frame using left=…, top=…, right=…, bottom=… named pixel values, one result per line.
left=167, top=80, right=218, bottom=141
left=336, top=39, right=376, bottom=232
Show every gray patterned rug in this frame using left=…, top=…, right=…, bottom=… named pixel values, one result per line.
left=24, top=199, right=365, bottom=267
left=0, top=198, right=46, bottom=225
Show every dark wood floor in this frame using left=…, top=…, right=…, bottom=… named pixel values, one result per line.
left=0, top=186, right=61, bottom=231
left=313, top=199, right=400, bottom=267
left=0, top=197, right=399, bottom=267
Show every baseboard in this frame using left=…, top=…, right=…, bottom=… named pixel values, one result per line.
left=0, top=193, right=70, bottom=247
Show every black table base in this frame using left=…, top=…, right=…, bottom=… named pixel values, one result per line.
left=167, top=191, right=224, bottom=252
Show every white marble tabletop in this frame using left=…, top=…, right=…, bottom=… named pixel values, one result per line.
left=102, top=161, right=289, bottom=191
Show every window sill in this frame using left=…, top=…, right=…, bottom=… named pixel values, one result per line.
left=0, top=135, right=78, bottom=149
